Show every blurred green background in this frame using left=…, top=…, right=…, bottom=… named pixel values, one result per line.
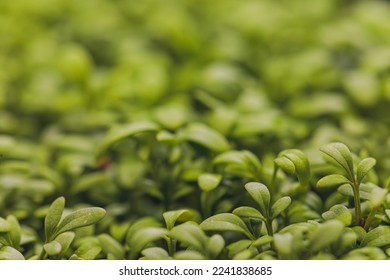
left=1, top=0, right=390, bottom=223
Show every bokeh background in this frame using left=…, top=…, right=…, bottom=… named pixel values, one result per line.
left=1, top=0, right=390, bottom=259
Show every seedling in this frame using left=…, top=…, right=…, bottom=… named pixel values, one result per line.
left=316, top=142, right=378, bottom=227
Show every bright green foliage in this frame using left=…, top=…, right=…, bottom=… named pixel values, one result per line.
left=1, top=0, right=390, bottom=260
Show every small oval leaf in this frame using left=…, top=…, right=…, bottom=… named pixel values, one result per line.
left=163, top=209, right=194, bottom=230
left=44, top=240, right=62, bottom=256
left=0, top=217, right=10, bottom=233
left=98, top=234, right=125, bottom=259
left=271, top=196, right=292, bottom=219
left=141, top=247, right=172, bottom=260
left=45, top=197, right=65, bottom=241
left=169, top=222, right=207, bottom=252
left=213, top=150, right=261, bottom=179
left=0, top=246, right=25, bottom=260
left=317, top=174, right=351, bottom=189
left=200, top=213, right=254, bottom=239
left=6, top=215, right=21, bottom=248
left=275, top=149, right=310, bottom=186
left=322, top=204, right=352, bottom=226
left=320, top=142, right=354, bottom=179
left=98, top=121, right=160, bottom=155
left=73, top=238, right=102, bottom=260
left=361, top=226, right=390, bottom=247
left=198, top=173, right=222, bottom=192
left=357, top=157, right=376, bottom=184
left=207, top=234, right=225, bottom=259
left=309, top=220, right=345, bottom=253
left=233, top=206, right=265, bottom=221
left=179, top=123, right=230, bottom=152
left=129, top=227, right=169, bottom=258
left=252, top=235, right=273, bottom=247
left=244, top=182, right=271, bottom=218
left=55, top=232, right=75, bottom=256
left=55, top=207, right=106, bottom=237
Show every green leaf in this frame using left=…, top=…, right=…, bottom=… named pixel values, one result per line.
left=198, top=173, right=222, bottom=192
left=385, top=209, right=390, bottom=220
left=169, top=223, right=207, bottom=252
left=73, top=238, right=101, bottom=260
left=361, top=226, right=390, bottom=247
left=271, top=197, right=292, bottom=219
left=343, top=247, right=387, bottom=260
left=370, top=187, right=387, bottom=208
left=55, top=232, right=75, bottom=256
left=174, top=250, right=207, bottom=260
left=55, top=207, right=106, bottom=237
left=141, top=247, right=172, bottom=260
left=317, top=174, right=351, bottom=189
left=275, top=149, right=310, bottom=186
left=0, top=217, right=10, bottom=233
left=252, top=235, right=273, bottom=247
left=207, top=234, right=225, bottom=259
left=227, top=240, right=253, bottom=258
left=322, top=205, right=352, bottom=226
left=98, top=234, right=125, bottom=259
left=45, top=197, right=65, bottom=241
left=126, top=217, right=161, bottom=243
left=213, top=150, right=261, bottom=179
left=233, top=206, right=265, bottom=221
left=0, top=246, right=25, bottom=260
left=98, top=121, right=160, bottom=155
left=6, top=215, right=21, bottom=248
left=357, top=157, right=376, bottom=184
left=44, top=240, right=62, bottom=256
left=179, top=123, right=230, bottom=152
left=244, top=182, right=271, bottom=218
left=309, top=220, right=345, bottom=253
left=128, top=227, right=168, bottom=258
left=163, top=209, right=193, bottom=230
left=320, top=142, right=354, bottom=179
left=200, top=213, right=254, bottom=239
left=273, top=233, right=294, bottom=258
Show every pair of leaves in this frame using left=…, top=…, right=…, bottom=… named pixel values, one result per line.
left=320, top=142, right=355, bottom=180
left=44, top=197, right=106, bottom=242
left=244, top=182, right=291, bottom=221
left=318, top=142, right=376, bottom=186
left=274, top=149, right=310, bottom=186
left=200, top=183, right=291, bottom=240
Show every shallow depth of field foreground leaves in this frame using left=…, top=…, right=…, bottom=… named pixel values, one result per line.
left=1, top=0, right=390, bottom=260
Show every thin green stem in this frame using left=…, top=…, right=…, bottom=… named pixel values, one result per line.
left=265, top=218, right=274, bottom=236
left=364, top=206, right=378, bottom=231
left=270, top=164, right=278, bottom=199
left=352, top=182, right=363, bottom=226
left=167, top=238, right=176, bottom=256
left=38, top=248, right=47, bottom=260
